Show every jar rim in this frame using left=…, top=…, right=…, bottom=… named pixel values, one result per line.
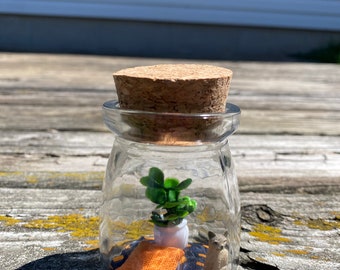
left=103, top=100, right=240, bottom=118
left=102, top=100, right=240, bottom=145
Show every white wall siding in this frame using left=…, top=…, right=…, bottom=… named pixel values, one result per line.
left=1, top=0, right=340, bottom=31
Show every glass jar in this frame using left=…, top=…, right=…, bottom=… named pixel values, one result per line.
left=101, top=100, right=241, bottom=270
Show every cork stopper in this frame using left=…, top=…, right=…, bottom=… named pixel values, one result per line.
left=112, top=64, right=234, bottom=145
left=113, top=64, right=232, bottom=113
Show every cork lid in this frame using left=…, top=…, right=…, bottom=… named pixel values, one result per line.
left=113, top=64, right=233, bottom=113
left=113, top=64, right=232, bottom=80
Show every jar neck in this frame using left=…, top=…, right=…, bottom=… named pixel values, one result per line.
left=114, top=136, right=229, bottom=153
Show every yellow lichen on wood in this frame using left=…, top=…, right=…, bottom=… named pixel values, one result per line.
left=286, top=249, right=309, bottom=256
left=196, top=206, right=223, bottom=223
left=50, top=171, right=104, bottom=182
left=271, top=251, right=286, bottom=257
left=0, top=213, right=101, bottom=244
left=294, top=218, right=340, bottom=231
left=42, top=247, right=57, bottom=252
left=310, top=255, right=321, bottom=260
left=111, top=220, right=153, bottom=241
left=27, top=175, right=39, bottom=184
left=24, top=214, right=99, bottom=238
left=0, top=215, right=21, bottom=226
left=254, top=256, right=267, bottom=262
left=0, top=171, right=104, bottom=184
left=84, top=239, right=99, bottom=250
left=125, top=220, right=153, bottom=239
left=0, top=171, right=23, bottom=177
left=249, top=224, right=291, bottom=245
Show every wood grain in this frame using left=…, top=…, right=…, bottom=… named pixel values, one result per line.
left=0, top=189, right=339, bottom=269
left=0, top=53, right=339, bottom=270
left=0, top=132, right=339, bottom=193
left=1, top=53, right=340, bottom=135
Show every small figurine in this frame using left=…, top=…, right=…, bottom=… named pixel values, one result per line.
left=204, top=231, right=229, bottom=270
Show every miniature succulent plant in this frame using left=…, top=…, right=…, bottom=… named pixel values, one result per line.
left=140, top=167, right=197, bottom=227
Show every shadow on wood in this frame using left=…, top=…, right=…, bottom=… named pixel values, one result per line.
left=14, top=249, right=261, bottom=270
left=17, top=249, right=105, bottom=270
left=15, top=248, right=274, bottom=270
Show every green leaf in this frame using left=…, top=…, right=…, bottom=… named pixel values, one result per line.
left=140, top=176, right=163, bottom=189
left=149, top=167, right=164, bottom=186
left=175, top=203, right=187, bottom=210
left=163, top=201, right=181, bottom=209
left=190, top=199, right=197, bottom=210
left=145, top=187, right=166, bottom=205
left=164, top=178, right=179, bottom=189
left=180, top=196, right=190, bottom=202
left=168, top=190, right=179, bottom=202
left=176, top=210, right=189, bottom=218
left=176, top=178, right=192, bottom=190
left=140, top=176, right=151, bottom=187
left=141, top=168, right=196, bottom=223
left=186, top=199, right=197, bottom=213
left=165, top=214, right=180, bottom=221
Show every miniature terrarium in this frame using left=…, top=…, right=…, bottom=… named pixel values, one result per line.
left=101, top=64, right=241, bottom=270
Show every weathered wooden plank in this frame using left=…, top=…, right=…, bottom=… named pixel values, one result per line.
left=0, top=188, right=339, bottom=270
left=1, top=53, right=340, bottom=95
left=2, top=131, right=340, bottom=161
left=1, top=53, right=340, bottom=135
left=0, top=188, right=101, bottom=270
left=0, top=132, right=339, bottom=193
left=0, top=131, right=113, bottom=156
left=0, top=87, right=115, bottom=106
left=0, top=105, right=107, bottom=132
left=1, top=87, right=339, bottom=112
left=2, top=104, right=340, bottom=135
left=240, top=193, right=340, bottom=270
left=230, top=134, right=340, bottom=193
left=1, top=53, right=340, bottom=270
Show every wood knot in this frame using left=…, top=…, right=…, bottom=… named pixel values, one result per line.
left=242, top=204, right=284, bottom=226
